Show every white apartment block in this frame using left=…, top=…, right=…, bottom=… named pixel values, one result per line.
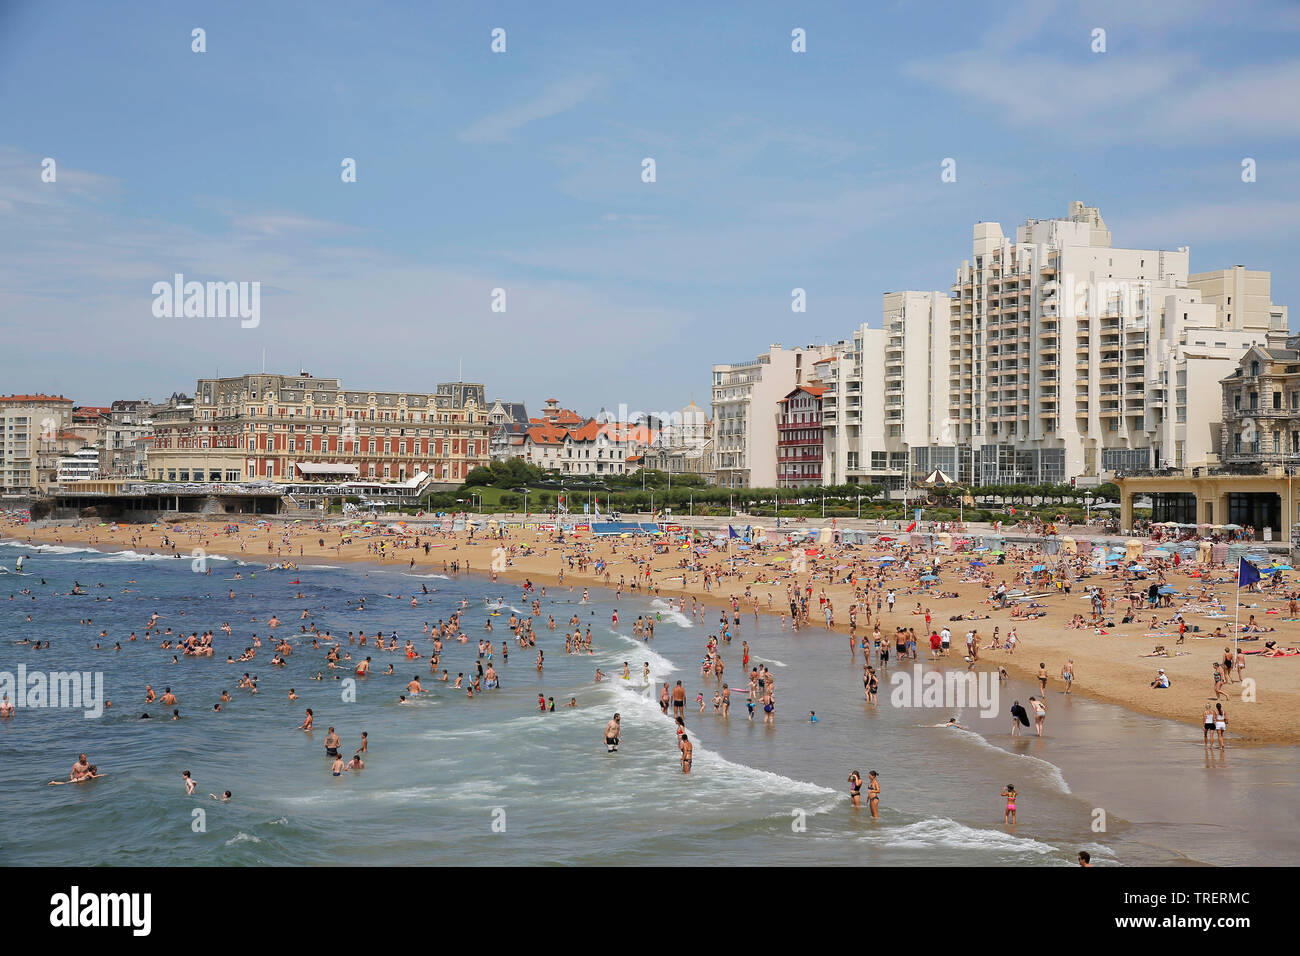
left=0, top=395, right=74, bottom=493
left=712, top=343, right=846, bottom=488
left=947, top=202, right=1288, bottom=484
left=719, top=204, right=1289, bottom=491
left=821, top=292, right=951, bottom=489
left=57, top=446, right=102, bottom=483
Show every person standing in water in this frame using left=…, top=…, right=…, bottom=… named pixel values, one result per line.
left=847, top=770, right=862, bottom=809
left=1001, top=784, right=1018, bottom=825
left=866, top=771, right=880, bottom=820
left=603, top=713, right=621, bottom=753
left=679, top=734, right=692, bottom=773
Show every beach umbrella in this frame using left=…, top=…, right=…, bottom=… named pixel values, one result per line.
left=1272, top=564, right=1293, bottom=571
left=1157, top=585, right=1178, bottom=595
left=1128, top=564, right=1148, bottom=572
left=1031, top=564, right=1046, bottom=571
left=919, top=574, right=940, bottom=581
left=969, top=560, right=985, bottom=567
left=1146, top=549, right=1171, bottom=558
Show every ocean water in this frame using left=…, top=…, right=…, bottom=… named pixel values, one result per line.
left=1, top=538, right=1297, bottom=866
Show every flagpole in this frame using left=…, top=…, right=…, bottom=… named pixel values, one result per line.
left=1234, top=560, right=1240, bottom=662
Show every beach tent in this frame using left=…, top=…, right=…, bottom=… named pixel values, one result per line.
left=817, top=528, right=833, bottom=545
left=752, top=527, right=767, bottom=543
left=938, top=532, right=953, bottom=550
left=923, top=469, right=955, bottom=486
left=1060, top=536, right=1076, bottom=554
left=1125, top=539, right=1144, bottom=562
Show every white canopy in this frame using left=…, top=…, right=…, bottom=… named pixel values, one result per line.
left=295, top=462, right=360, bottom=477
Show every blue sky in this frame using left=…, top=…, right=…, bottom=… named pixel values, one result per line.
left=2, top=0, right=1299, bottom=416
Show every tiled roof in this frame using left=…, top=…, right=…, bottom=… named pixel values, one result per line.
left=0, top=394, right=73, bottom=404
left=525, top=424, right=569, bottom=446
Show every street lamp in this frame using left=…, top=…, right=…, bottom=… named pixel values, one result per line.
left=650, top=489, right=655, bottom=518
left=1084, top=491, right=1093, bottom=524
left=857, top=494, right=862, bottom=519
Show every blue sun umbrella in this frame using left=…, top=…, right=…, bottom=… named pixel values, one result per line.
left=969, top=560, right=986, bottom=567
left=920, top=574, right=940, bottom=581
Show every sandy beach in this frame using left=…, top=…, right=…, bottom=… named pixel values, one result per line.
left=5, top=515, right=1299, bottom=744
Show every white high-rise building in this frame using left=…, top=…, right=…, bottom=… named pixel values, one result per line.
left=947, top=202, right=1289, bottom=483
left=0, top=394, right=75, bottom=493
left=821, top=291, right=952, bottom=489
left=720, top=203, right=1289, bottom=490
left=712, top=343, right=846, bottom=488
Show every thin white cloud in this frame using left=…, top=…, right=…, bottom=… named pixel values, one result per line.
left=1117, top=199, right=1300, bottom=244
left=906, top=0, right=1300, bottom=141
left=458, top=75, right=602, bottom=143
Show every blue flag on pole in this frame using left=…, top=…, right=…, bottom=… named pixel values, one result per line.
left=728, top=525, right=739, bottom=539
left=1238, top=557, right=1261, bottom=588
